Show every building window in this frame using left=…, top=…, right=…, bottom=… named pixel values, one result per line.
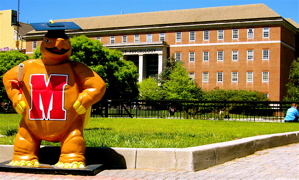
left=246, top=72, right=253, bottom=82
left=263, top=27, right=270, bottom=38
left=202, top=72, right=209, bottom=82
left=189, top=31, right=195, bottom=41
left=134, top=34, right=140, bottom=42
left=231, top=72, right=238, bottom=82
left=203, top=51, right=209, bottom=61
left=147, top=34, right=152, bottom=42
left=160, top=33, right=165, bottom=41
left=175, top=52, right=182, bottom=61
left=218, top=30, right=224, bottom=40
left=32, top=41, right=37, bottom=49
left=122, top=35, right=127, bottom=43
left=262, top=72, right=269, bottom=82
left=262, top=49, right=269, bottom=60
left=203, top=30, right=209, bottom=40
left=232, top=29, right=239, bottom=39
left=248, top=28, right=254, bottom=39
left=217, top=51, right=224, bottom=61
left=247, top=50, right=254, bottom=60
left=189, top=52, right=195, bottom=62
left=176, top=32, right=182, bottom=42
left=217, top=72, right=223, bottom=82
left=189, top=73, right=195, bottom=80
left=110, top=36, right=115, bottom=44
left=232, top=50, right=238, bottom=61
left=96, top=37, right=101, bottom=41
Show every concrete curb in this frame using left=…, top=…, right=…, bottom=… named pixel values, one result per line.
left=1, top=131, right=298, bottom=172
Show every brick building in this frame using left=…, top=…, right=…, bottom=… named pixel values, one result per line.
left=24, top=4, right=299, bottom=101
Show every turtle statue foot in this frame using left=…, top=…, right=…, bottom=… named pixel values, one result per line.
left=55, top=161, right=85, bottom=168
left=9, top=159, right=40, bottom=167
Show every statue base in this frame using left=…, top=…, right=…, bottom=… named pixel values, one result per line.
left=0, top=161, right=103, bottom=176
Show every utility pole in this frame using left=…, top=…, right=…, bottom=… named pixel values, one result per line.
left=16, top=0, right=20, bottom=50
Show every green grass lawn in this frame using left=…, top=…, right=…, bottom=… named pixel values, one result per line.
left=0, top=114, right=299, bottom=148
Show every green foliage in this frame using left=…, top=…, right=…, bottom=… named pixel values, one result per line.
left=0, top=51, right=29, bottom=102
left=1, top=114, right=299, bottom=148
left=139, top=77, right=163, bottom=100
left=162, top=62, right=203, bottom=100
left=32, top=46, right=42, bottom=59
left=203, top=89, right=269, bottom=101
left=284, top=58, right=299, bottom=101
left=70, top=35, right=139, bottom=99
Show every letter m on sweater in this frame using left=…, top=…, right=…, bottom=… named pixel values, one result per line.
left=29, top=74, right=68, bottom=120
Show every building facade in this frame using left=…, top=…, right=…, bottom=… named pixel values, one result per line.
left=0, top=10, right=32, bottom=51
left=24, top=4, right=299, bottom=101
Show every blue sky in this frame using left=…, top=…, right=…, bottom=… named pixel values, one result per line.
left=1, top=0, right=298, bottom=24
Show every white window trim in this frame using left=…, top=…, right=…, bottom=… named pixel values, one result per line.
left=218, top=30, right=224, bottom=40
left=175, top=52, right=182, bottom=61
left=262, top=71, right=269, bottom=82
left=189, top=52, right=195, bottom=62
left=247, top=50, right=254, bottom=60
left=202, top=72, right=209, bottom=82
left=262, top=49, right=270, bottom=60
left=110, top=36, right=115, bottom=44
left=134, top=34, right=140, bottom=42
left=203, top=30, right=209, bottom=41
left=203, top=51, right=209, bottom=61
left=232, top=29, right=239, bottom=39
left=122, top=35, right=127, bottom=43
left=217, top=72, right=223, bottom=82
left=246, top=72, right=253, bottom=82
left=232, top=50, right=238, bottom=61
left=217, top=51, right=224, bottom=61
left=147, top=34, right=152, bottom=42
left=263, top=27, right=270, bottom=38
left=189, top=31, right=195, bottom=41
left=176, top=32, right=182, bottom=42
left=160, top=33, right=165, bottom=41
left=32, top=41, right=37, bottom=49
left=247, top=28, right=254, bottom=39
left=231, top=72, right=238, bottom=82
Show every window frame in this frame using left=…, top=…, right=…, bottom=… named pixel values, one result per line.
left=232, top=29, right=239, bottom=39
left=232, top=50, right=238, bottom=61
left=203, top=51, right=209, bottom=61
left=217, top=51, right=224, bottom=61
left=176, top=32, right=182, bottom=42
left=146, top=34, right=152, bottom=42
left=217, top=72, right=223, bottom=82
left=160, top=33, right=165, bottom=41
left=202, top=72, right=209, bottom=82
left=175, top=52, right=182, bottom=61
left=203, top=30, right=209, bottom=41
left=231, top=72, right=238, bottom=82
left=263, top=27, right=270, bottom=38
left=262, top=71, right=269, bottom=82
left=247, top=50, right=254, bottom=60
left=189, top=52, right=195, bottom=62
left=122, top=35, right=127, bottom=43
left=134, top=34, right=140, bottom=42
left=189, top=31, right=195, bottom=41
left=247, top=28, right=254, bottom=39
left=110, top=36, right=115, bottom=44
left=218, top=30, right=224, bottom=40
left=246, top=71, right=253, bottom=82
left=262, top=49, right=270, bottom=60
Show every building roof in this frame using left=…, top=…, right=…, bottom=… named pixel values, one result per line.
left=26, top=3, right=281, bottom=35
left=285, top=18, right=299, bottom=29
left=52, top=3, right=280, bottom=30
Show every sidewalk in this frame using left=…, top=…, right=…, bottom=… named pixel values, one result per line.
left=0, top=143, right=298, bottom=180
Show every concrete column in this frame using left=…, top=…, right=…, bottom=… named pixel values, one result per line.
left=158, top=54, right=163, bottom=75
left=138, top=54, right=143, bottom=82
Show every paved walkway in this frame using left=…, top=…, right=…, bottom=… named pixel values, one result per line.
left=0, top=143, right=298, bottom=180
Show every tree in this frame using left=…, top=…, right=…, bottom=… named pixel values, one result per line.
left=139, top=77, right=163, bottom=100
left=70, top=35, right=139, bottom=99
left=0, top=51, right=29, bottom=102
left=162, top=62, right=203, bottom=100
left=284, top=58, right=299, bottom=101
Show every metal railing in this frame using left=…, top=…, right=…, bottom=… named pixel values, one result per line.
left=91, top=100, right=294, bottom=122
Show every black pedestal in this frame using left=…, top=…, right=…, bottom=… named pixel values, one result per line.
left=0, top=161, right=103, bottom=176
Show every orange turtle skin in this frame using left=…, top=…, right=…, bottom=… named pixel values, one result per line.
left=3, top=36, right=106, bottom=165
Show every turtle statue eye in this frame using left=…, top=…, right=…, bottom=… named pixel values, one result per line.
left=45, top=39, right=51, bottom=43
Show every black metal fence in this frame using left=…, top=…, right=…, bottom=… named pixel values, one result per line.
left=91, top=100, right=295, bottom=122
